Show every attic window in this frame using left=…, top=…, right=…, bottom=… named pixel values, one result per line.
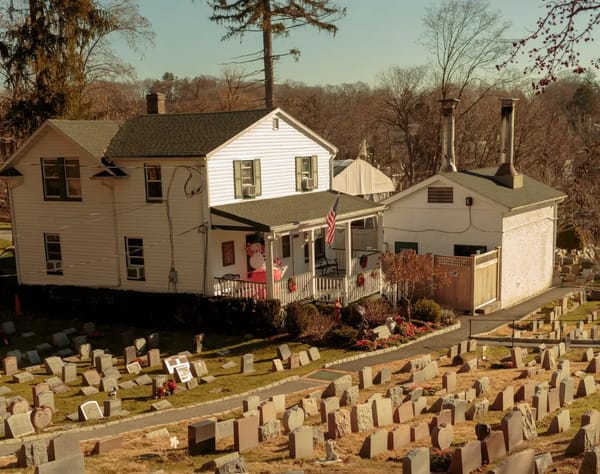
left=427, top=186, right=453, bottom=203
left=272, top=118, right=279, bottom=130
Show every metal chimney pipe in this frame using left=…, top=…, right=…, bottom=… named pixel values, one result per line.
left=495, top=98, right=523, bottom=188
left=440, top=98, right=459, bottom=172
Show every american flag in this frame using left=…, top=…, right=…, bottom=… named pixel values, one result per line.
left=325, top=195, right=340, bottom=245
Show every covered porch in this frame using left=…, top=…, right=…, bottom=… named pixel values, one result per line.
left=210, top=191, right=386, bottom=305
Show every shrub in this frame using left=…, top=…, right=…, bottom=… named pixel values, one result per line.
left=285, top=302, right=319, bottom=338
left=360, top=298, right=394, bottom=328
left=430, top=448, right=453, bottom=472
left=412, top=298, right=442, bottom=323
left=301, top=312, right=337, bottom=342
left=323, top=325, right=360, bottom=348
left=440, top=308, right=455, bottom=325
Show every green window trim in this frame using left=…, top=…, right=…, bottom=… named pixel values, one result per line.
left=234, top=159, right=262, bottom=199
left=295, top=155, right=318, bottom=191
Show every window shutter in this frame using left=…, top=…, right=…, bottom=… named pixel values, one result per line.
left=233, top=161, right=242, bottom=198
left=311, top=155, right=318, bottom=188
left=295, top=157, right=302, bottom=191
left=253, top=159, right=262, bottom=196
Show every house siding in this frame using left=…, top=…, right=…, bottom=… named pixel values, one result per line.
left=383, top=179, right=503, bottom=255
left=110, top=159, right=207, bottom=294
left=207, top=113, right=332, bottom=206
left=9, top=127, right=119, bottom=287
left=500, top=204, right=556, bottom=308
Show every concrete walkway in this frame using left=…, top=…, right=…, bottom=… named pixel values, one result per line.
left=0, top=285, right=579, bottom=456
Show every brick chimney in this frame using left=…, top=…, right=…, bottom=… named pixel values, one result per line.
left=494, top=98, right=522, bottom=189
left=440, top=98, right=459, bottom=172
left=146, top=92, right=166, bottom=114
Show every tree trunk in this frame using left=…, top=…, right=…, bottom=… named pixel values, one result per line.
left=262, top=0, right=274, bottom=109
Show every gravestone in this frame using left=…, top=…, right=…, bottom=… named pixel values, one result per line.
left=488, top=448, right=535, bottom=474
left=431, top=423, right=454, bottom=450
left=410, top=422, right=429, bottom=442
left=501, top=410, right=523, bottom=452
left=566, top=423, right=598, bottom=456
left=481, top=430, right=506, bottom=465
left=288, top=354, right=300, bottom=369
left=580, top=447, right=600, bottom=473
left=323, top=375, right=352, bottom=398
left=174, top=365, right=193, bottom=384
left=103, top=399, right=122, bottom=417
left=373, top=367, right=391, bottom=384
left=26, top=350, right=41, bottom=365
left=62, top=364, right=77, bottom=383
left=289, top=426, right=313, bottom=459
left=258, top=401, right=276, bottom=425
left=3, top=356, right=19, bottom=376
left=403, top=447, right=430, bottom=474
left=394, top=401, right=414, bottom=424
left=190, top=360, right=208, bottom=378
left=277, top=344, right=291, bottom=361
left=16, top=440, right=48, bottom=467
left=35, top=391, right=55, bottom=411
left=82, top=369, right=101, bottom=387
left=298, top=350, right=310, bottom=366
left=442, top=371, right=457, bottom=393
left=299, top=397, right=319, bottom=417
left=388, top=424, right=411, bottom=450
left=241, top=354, right=254, bottom=374
left=100, top=377, right=118, bottom=393
left=51, top=332, right=70, bottom=348
left=340, top=386, right=359, bottom=407
left=359, top=366, right=372, bottom=389
left=448, top=440, right=482, bottom=474
left=48, top=434, right=80, bottom=461
left=193, top=333, right=204, bottom=353
left=243, top=395, right=260, bottom=412
left=123, top=346, right=137, bottom=366
left=44, top=356, right=64, bottom=376
left=126, top=361, right=142, bottom=375
left=283, top=406, right=305, bottom=432
left=146, top=348, right=160, bottom=368
left=327, top=408, right=351, bottom=439
left=532, top=389, right=548, bottom=421
left=188, top=419, right=216, bottom=455
left=30, top=406, right=53, bottom=431
left=359, top=430, right=387, bottom=459
left=320, top=397, right=340, bottom=423
left=272, top=359, right=284, bottom=372
left=351, top=403, right=374, bottom=433
left=492, top=386, right=514, bottom=411
left=372, top=397, right=393, bottom=427
left=95, top=354, right=113, bottom=373
left=78, top=401, right=103, bottom=421
left=5, top=413, right=35, bottom=438
left=234, top=415, right=259, bottom=453
left=308, top=346, right=320, bottom=361
left=548, top=409, right=570, bottom=434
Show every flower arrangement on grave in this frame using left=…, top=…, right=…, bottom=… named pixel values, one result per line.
left=287, top=277, right=297, bottom=293
left=359, top=254, right=368, bottom=268
left=356, top=272, right=365, bottom=287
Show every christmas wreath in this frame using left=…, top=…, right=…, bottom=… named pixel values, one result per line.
left=288, top=277, right=297, bottom=293
left=359, top=254, right=368, bottom=269
left=356, top=272, right=365, bottom=287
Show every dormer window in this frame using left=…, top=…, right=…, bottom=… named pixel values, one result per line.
left=233, top=159, right=262, bottom=199
left=295, top=156, right=318, bottom=192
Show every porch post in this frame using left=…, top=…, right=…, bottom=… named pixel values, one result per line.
left=344, top=221, right=352, bottom=304
left=376, top=212, right=384, bottom=253
left=308, top=229, right=316, bottom=299
left=265, top=235, right=274, bottom=299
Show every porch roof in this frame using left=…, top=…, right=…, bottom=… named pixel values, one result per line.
left=211, top=191, right=386, bottom=233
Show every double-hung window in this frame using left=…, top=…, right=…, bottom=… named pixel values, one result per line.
left=144, top=164, right=163, bottom=202
left=125, top=237, right=145, bottom=281
left=295, top=155, right=318, bottom=191
left=44, top=233, right=62, bottom=275
left=233, top=159, right=262, bottom=198
left=41, top=158, right=81, bottom=201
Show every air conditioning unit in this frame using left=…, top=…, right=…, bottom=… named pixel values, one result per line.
left=46, top=261, right=62, bottom=272
left=302, top=177, right=315, bottom=191
left=242, top=184, right=256, bottom=198
left=127, top=266, right=145, bottom=280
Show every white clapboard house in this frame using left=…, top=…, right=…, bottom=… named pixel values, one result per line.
left=0, top=94, right=386, bottom=305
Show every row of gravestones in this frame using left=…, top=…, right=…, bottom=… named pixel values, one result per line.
left=272, top=343, right=321, bottom=372
left=1, top=334, right=219, bottom=437
left=186, top=352, right=600, bottom=474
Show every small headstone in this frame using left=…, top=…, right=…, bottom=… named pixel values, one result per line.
left=78, top=400, right=103, bottom=421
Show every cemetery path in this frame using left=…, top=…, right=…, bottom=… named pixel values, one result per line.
left=330, top=286, right=578, bottom=372
left=0, top=285, right=579, bottom=456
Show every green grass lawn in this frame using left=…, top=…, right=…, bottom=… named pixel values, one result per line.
left=0, top=311, right=356, bottom=435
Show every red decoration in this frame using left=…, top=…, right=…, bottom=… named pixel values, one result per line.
left=357, top=272, right=365, bottom=287
left=288, top=277, right=297, bottom=293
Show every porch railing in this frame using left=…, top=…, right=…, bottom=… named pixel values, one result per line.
left=214, top=266, right=382, bottom=306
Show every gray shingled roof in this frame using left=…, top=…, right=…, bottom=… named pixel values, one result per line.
left=105, top=109, right=273, bottom=158
left=441, top=167, right=566, bottom=210
left=49, top=120, right=122, bottom=159
left=211, top=191, right=386, bottom=232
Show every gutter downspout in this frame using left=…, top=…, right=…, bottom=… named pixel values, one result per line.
left=8, top=184, right=21, bottom=285
left=101, top=181, right=122, bottom=287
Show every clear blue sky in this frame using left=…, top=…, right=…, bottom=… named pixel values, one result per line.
left=114, top=0, right=594, bottom=86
